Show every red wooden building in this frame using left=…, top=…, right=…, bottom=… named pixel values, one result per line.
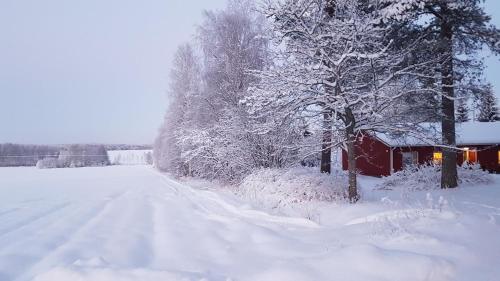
left=342, top=122, right=500, bottom=177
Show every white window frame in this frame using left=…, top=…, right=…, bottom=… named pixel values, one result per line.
left=401, top=151, right=418, bottom=169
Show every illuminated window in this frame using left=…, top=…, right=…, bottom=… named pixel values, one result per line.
left=463, top=148, right=478, bottom=164
left=498, top=150, right=500, bottom=165
left=433, top=152, right=443, bottom=164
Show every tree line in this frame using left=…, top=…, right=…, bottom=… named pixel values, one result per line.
left=0, top=144, right=59, bottom=167
left=0, top=143, right=109, bottom=168
left=154, top=0, right=500, bottom=202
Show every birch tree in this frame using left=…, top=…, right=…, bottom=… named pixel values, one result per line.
left=156, top=0, right=304, bottom=182
left=154, top=44, right=201, bottom=174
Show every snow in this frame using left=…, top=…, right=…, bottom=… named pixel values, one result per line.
left=375, top=122, right=500, bottom=146
left=377, top=164, right=493, bottom=191
left=0, top=165, right=499, bottom=281
left=107, top=150, right=152, bottom=165
left=238, top=167, right=347, bottom=209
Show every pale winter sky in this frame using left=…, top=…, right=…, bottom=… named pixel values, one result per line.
left=0, top=0, right=499, bottom=145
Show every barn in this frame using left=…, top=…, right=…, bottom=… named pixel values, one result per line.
left=341, top=122, right=500, bottom=177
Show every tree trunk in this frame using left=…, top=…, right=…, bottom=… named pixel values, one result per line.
left=320, top=110, right=332, bottom=174
left=439, top=14, right=458, bottom=189
left=345, top=108, right=359, bottom=203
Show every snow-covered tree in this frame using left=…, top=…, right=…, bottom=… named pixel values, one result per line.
left=154, top=0, right=500, bottom=198
left=380, top=0, right=500, bottom=188
left=456, top=98, right=470, bottom=123
left=155, top=0, right=304, bottom=182
left=246, top=0, right=433, bottom=202
left=177, top=0, right=272, bottom=181
left=154, top=43, right=201, bottom=175
left=477, top=85, right=499, bottom=122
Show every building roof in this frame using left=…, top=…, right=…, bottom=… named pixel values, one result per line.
left=374, top=122, right=500, bottom=147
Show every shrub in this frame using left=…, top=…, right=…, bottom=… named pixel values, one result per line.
left=237, top=167, right=347, bottom=210
left=378, top=164, right=493, bottom=191
left=36, top=158, right=60, bottom=169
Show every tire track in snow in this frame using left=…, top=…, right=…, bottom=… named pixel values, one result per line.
left=0, top=206, right=22, bottom=218
left=148, top=186, right=242, bottom=277
left=0, top=202, right=90, bottom=281
left=0, top=189, right=129, bottom=249
left=0, top=198, right=47, bottom=220
left=16, top=186, right=160, bottom=281
left=6, top=189, right=132, bottom=281
left=0, top=202, right=72, bottom=238
left=91, top=186, right=155, bottom=268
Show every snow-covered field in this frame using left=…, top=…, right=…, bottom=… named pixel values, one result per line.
left=0, top=166, right=499, bottom=281
left=107, top=150, right=152, bottom=165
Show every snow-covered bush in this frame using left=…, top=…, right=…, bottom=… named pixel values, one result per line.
left=378, top=164, right=493, bottom=191
left=237, top=167, right=347, bottom=211
left=458, top=164, right=494, bottom=186
left=36, top=158, right=60, bottom=169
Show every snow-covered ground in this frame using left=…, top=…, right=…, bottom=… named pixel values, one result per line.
left=0, top=166, right=499, bottom=281
left=107, top=150, right=152, bottom=165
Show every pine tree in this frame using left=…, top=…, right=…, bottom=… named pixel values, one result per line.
left=477, top=85, right=500, bottom=122
left=456, top=98, right=470, bottom=123
left=381, top=0, right=500, bottom=189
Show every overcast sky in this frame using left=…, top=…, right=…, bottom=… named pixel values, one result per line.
left=0, top=0, right=499, bottom=145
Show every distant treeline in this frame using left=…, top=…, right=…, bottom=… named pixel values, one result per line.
left=37, top=144, right=110, bottom=169
left=103, top=144, right=152, bottom=151
left=0, top=144, right=60, bottom=167
left=0, top=143, right=151, bottom=167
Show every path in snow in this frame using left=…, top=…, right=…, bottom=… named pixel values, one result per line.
left=0, top=166, right=498, bottom=281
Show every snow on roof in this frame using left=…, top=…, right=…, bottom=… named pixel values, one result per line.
left=374, top=122, right=500, bottom=147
